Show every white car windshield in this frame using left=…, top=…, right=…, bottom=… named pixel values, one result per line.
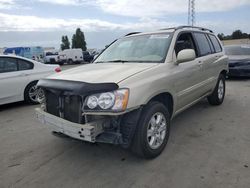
left=95, top=33, right=173, bottom=63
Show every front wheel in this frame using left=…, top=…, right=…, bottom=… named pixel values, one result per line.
left=131, top=101, right=170, bottom=159
left=207, top=74, right=225, bottom=105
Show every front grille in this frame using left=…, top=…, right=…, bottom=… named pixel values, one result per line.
left=46, top=91, right=59, bottom=117
left=63, top=95, right=83, bottom=123
left=45, top=90, right=84, bottom=124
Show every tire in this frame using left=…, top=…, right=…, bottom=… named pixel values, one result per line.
left=68, top=59, right=73, bottom=64
left=131, top=101, right=170, bottom=159
left=207, top=74, right=226, bottom=105
left=24, top=81, right=44, bottom=104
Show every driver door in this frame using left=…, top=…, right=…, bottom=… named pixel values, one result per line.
left=172, top=32, right=204, bottom=111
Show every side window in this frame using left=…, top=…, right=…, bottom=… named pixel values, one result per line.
left=18, top=59, right=34, bottom=70
left=175, top=32, right=197, bottom=57
left=209, top=35, right=222, bottom=53
left=206, top=35, right=215, bottom=53
left=0, top=58, right=18, bottom=73
left=193, top=33, right=212, bottom=56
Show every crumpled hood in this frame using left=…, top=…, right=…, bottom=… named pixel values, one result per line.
left=48, top=63, right=158, bottom=83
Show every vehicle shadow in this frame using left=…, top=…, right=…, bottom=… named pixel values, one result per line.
left=226, top=76, right=250, bottom=81
left=0, top=101, right=30, bottom=112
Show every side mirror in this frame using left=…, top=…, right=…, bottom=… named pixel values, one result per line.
left=176, top=49, right=196, bottom=64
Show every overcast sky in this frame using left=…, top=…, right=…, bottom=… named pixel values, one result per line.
left=0, top=0, right=250, bottom=49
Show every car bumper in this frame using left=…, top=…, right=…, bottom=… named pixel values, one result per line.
left=35, top=108, right=106, bottom=142
left=228, top=66, right=250, bottom=77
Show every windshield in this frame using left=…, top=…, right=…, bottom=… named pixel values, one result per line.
left=46, top=52, right=58, bottom=56
left=94, top=33, right=173, bottom=63
left=225, top=45, right=250, bottom=56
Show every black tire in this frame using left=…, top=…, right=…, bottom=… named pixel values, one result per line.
left=24, top=81, right=39, bottom=104
left=68, top=59, right=73, bottom=64
left=131, top=101, right=170, bottom=159
left=207, top=74, right=226, bottom=105
left=59, top=61, right=64, bottom=66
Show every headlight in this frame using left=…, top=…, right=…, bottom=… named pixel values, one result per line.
left=86, top=95, right=98, bottom=109
left=98, top=92, right=115, bottom=109
left=84, top=89, right=129, bottom=112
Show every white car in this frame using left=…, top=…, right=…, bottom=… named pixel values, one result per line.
left=58, top=48, right=83, bottom=65
left=44, top=51, right=59, bottom=64
left=0, top=55, right=61, bottom=105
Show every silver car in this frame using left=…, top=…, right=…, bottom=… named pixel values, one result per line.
left=36, top=26, right=228, bottom=158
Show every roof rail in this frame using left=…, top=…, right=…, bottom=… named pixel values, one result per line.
left=176, top=25, right=213, bottom=33
left=160, top=26, right=213, bottom=33
left=124, top=32, right=141, bottom=36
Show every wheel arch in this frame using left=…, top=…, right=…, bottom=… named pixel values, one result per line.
left=23, top=80, right=39, bottom=98
left=147, top=92, right=174, bottom=118
left=220, top=70, right=227, bottom=78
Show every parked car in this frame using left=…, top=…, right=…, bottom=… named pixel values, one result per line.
left=36, top=26, right=228, bottom=158
left=224, top=45, right=250, bottom=77
left=58, top=48, right=83, bottom=65
left=44, top=51, right=59, bottom=64
left=82, top=51, right=94, bottom=63
left=0, top=55, right=61, bottom=105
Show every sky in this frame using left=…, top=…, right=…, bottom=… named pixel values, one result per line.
left=0, top=0, right=250, bottom=49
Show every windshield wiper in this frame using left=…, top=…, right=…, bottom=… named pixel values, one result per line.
left=106, top=60, right=130, bottom=63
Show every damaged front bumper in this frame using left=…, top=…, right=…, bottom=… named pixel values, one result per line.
left=35, top=108, right=109, bottom=142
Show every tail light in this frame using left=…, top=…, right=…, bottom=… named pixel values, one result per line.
left=55, top=67, right=61, bottom=73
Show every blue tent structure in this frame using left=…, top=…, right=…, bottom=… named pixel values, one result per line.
left=4, top=46, right=44, bottom=60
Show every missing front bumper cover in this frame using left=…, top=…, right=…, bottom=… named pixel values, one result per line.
left=36, top=108, right=109, bottom=142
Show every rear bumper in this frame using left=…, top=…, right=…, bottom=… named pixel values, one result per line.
left=35, top=108, right=106, bottom=142
left=228, top=66, right=250, bottom=77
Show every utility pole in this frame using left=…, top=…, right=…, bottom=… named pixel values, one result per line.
left=188, top=0, right=195, bottom=26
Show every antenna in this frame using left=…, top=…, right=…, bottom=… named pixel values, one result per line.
left=188, top=0, right=195, bottom=26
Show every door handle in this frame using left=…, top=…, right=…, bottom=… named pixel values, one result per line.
left=198, top=61, right=203, bottom=66
left=215, top=55, right=221, bottom=59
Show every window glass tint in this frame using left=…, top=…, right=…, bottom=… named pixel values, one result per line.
left=206, top=35, right=215, bottom=53
left=175, top=32, right=197, bottom=57
left=194, top=33, right=212, bottom=56
left=83, top=51, right=90, bottom=55
left=18, top=59, right=33, bottom=70
left=209, top=35, right=222, bottom=53
left=0, top=58, right=18, bottom=73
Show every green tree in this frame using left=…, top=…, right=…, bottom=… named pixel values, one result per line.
left=217, top=33, right=225, bottom=40
left=232, top=30, right=243, bottom=39
left=71, top=28, right=87, bottom=51
left=60, top=35, right=70, bottom=50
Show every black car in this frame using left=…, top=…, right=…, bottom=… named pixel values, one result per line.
left=225, top=45, right=250, bottom=77
left=82, top=51, right=94, bottom=63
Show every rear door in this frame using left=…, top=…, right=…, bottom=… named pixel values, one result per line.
left=0, top=57, right=28, bottom=104
left=192, top=32, right=216, bottom=95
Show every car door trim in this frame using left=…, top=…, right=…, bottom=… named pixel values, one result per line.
left=177, top=76, right=216, bottom=97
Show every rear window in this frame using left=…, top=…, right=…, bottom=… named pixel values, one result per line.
left=209, top=35, right=222, bottom=53
left=18, top=59, right=34, bottom=70
left=193, top=33, right=212, bottom=56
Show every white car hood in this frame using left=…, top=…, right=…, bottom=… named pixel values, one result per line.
left=48, top=63, right=158, bottom=83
